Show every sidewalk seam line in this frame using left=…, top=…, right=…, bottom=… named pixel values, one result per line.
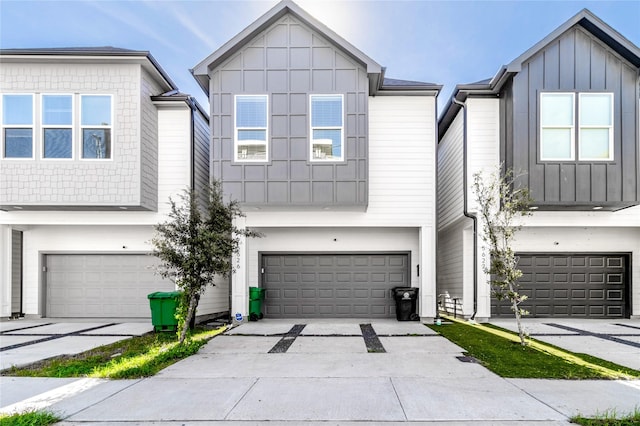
left=389, top=377, right=409, bottom=421
left=60, top=378, right=144, bottom=421
left=222, top=377, right=259, bottom=421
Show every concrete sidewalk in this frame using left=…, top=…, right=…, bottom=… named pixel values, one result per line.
left=2, top=319, right=639, bottom=424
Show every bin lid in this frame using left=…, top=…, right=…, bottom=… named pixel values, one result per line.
left=147, top=291, right=182, bottom=299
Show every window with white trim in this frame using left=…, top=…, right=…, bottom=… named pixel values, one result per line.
left=310, top=94, right=343, bottom=161
left=42, top=94, right=73, bottom=159
left=579, top=93, right=613, bottom=161
left=540, top=93, right=575, bottom=161
left=540, top=92, right=614, bottom=162
left=2, top=94, right=34, bottom=159
left=235, top=95, right=268, bottom=162
left=81, top=95, right=112, bottom=159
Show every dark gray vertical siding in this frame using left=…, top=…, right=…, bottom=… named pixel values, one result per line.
left=11, top=230, right=22, bottom=314
left=193, top=109, right=210, bottom=198
left=209, top=14, right=368, bottom=208
left=503, top=26, right=639, bottom=209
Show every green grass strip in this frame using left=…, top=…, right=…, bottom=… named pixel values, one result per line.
left=571, top=407, right=640, bottom=425
left=3, top=325, right=228, bottom=379
left=429, top=316, right=638, bottom=379
left=0, top=410, right=60, bottom=426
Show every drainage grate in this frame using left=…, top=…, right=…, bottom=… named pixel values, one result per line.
left=268, top=324, right=306, bottom=353
left=456, top=355, right=479, bottom=363
left=360, top=324, right=386, bottom=353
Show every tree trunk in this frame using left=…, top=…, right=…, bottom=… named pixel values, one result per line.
left=509, top=282, right=526, bottom=346
left=178, top=292, right=199, bottom=345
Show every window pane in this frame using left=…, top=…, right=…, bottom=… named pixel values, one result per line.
left=43, top=95, right=72, bottom=125
left=541, top=128, right=572, bottom=160
left=81, top=95, right=111, bottom=126
left=580, top=128, right=610, bottom=159
left=82, top=129, right=111, bottom=159
left=4, top=128, right=32, bottom=158
left=237, top=144, right=266, bottom=160
left=541, top=93, right=573, bottom=126
left=2, top=95, right=33, bottom=125
left=44, top=129, right=72, bottom=158
left=312, top=129, right=342, bottom=159
left=580, top=94, right=612, bottom=126
left=312, top=96, right=342, bottom=127
left=238, top=129, right=266, bottom=142
left=236, top=96, right=267, bottom=127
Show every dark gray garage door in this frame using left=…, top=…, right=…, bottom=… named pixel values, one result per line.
left=492, top=254, right=628, bottom=318
left=262, top=253, right=410, bottom=318
left=46, top=254, right=174, bottom=318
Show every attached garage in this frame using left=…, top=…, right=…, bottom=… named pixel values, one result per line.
left=492, top=253, right=629, bottom=318
left=45, top=254, right=174, bottom=318
left=261, top=253, right=410, bottom=318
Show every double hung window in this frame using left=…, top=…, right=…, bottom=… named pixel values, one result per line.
left=540, top=92, right=613, bottom=162
left=81, top=95, right=112, bottom=159
left=42, top=94, right=73, bottom=159
left=235, top=95, right=268, bottom=162
left=2, top=94, right=34, bottom=158
left=310, top=94, right=343, bottom=161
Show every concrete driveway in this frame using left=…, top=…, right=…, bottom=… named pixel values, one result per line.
left=0, top=319, right=153, bottom=371
left=489, top=318, right=640, bottom=370
left=2, top=318, right=639, bottom=424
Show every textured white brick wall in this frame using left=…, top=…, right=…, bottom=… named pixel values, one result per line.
left=0, top=62, right=145, bottom=207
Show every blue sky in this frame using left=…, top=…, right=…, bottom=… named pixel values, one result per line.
left=1, top=0, right=639, bottom=112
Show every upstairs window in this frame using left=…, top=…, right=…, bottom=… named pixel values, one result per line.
left=540, top=93, right=575, bottom=161
left=540, top=92, right=613, bottom=162
left=310, top=94, right=343, bottom=161
left=42, top=94, right=73, bottom=159
left=2, top=94, right=34, bottom=159
left=579, top=93, right=613, bottom=161
left=235, top=95, right=268, bottom=162
left=81, top=95, right=112, bottom=159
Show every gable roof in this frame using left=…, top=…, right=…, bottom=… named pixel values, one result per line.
left=0, top=46, right=178, bottom=91
left=191, top=0, right=385, bottom=95
left=438, top=8, right=640, bottom=139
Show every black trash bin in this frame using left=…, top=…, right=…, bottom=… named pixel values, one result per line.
left=393, top=287, right=419, bottom=321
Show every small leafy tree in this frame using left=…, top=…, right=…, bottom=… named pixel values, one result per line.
left=473, top=167, right=532, bottom=345
left=152, top=181, right=260, bottom=344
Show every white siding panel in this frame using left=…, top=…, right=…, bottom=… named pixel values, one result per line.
left=198, top=275, right=229, bottom=316
left=466, top=98, right=501, bottom=214
left=437, top=111, right=464, bottom=230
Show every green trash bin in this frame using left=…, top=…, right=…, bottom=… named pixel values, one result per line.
left=148, top=291, right=182, bottom=332
left=248, top=287, right=265, bottom=321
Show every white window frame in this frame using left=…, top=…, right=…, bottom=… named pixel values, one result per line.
left=234, top=94, right=268, bottom=163
left=309, top=94, right=344, bottom=162
left=539, top=92, right=575, bottom=161
left=41, top=93, right=75, bottom=160
left=1, top=93, right=35, bottom=160
left=578, top=92, right=614, bottom=161
left=80, top=94, right=113, bottom=161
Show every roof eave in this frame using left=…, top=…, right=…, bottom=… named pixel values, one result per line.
left=192, top=0, right=383, bottom=94
left=506, top=9, right=640, bottom=72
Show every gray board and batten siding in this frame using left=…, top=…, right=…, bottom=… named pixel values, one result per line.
left=502, top=25, right=639, bottom=211
left=208, top=14, right=369, bottom=209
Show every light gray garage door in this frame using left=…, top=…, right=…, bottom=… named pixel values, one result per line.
left=46, top=254, right=174, bottom=318
left=262, top=253, right=410, bottom=318
left=492, top=254, right=628, bottom=318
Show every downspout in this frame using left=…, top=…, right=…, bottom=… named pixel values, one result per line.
left=187, top=97, right=196, bottom=190
left=452, top=97, right=478, bottom=321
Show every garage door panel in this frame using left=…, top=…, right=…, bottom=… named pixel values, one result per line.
left=263, top=253, right=409, bottom=318
left=46, top=254, right=173, bottom=318
left=492, top=254, right=627, bottom=318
